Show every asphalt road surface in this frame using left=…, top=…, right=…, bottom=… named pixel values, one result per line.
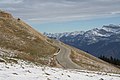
left=54, top=40, right=81, bottom=69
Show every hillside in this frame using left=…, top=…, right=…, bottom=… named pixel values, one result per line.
left=0, top=11, right=58, bottom=65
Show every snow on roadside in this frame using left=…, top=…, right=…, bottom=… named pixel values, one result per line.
left=0, top=60, right=120, bottom=80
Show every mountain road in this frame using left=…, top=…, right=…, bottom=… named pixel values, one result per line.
left=54, top=40, right=81, bottom=69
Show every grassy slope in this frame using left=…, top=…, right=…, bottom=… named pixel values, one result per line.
left=61, top=43, right=120, bottom=73
left=0, top=14, right=58, bottom=65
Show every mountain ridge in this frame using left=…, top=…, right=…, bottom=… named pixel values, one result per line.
left=44, top=24, right=120, bottom=59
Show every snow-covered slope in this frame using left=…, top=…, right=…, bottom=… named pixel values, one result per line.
left=0, top=61, right=120, bottom=80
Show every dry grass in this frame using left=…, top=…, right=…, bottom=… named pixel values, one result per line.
left=70, top=50, right=102, bottom=71
left=61, top=42, right=120, bottom=73
left=70, top=49, right=120, bottom=73
left=0, top=15, right=58, bottom=65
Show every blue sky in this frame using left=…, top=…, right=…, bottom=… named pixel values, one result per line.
left=0, top=0, right=120, bottom=33
left=30, top=15, right=120, bottom=33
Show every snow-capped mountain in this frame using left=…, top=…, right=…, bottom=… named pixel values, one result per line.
left=44, top=24, right=120, bottom=59
left=44, top=24, right=120, bottom=41
left=80, top=24, right=120, bottom=45
left=44, top=31, right=85, bottom=39
left=102, top=24, right=120, bottom=33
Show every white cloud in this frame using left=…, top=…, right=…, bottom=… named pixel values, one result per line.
left=0, top=0, right=120, bottom=23
left=0, top=0, right=23, bottom=4
left=111, top=11, right=120, bottom=15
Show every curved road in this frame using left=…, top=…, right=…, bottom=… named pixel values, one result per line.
left=54, top=40, right=81, bottom=69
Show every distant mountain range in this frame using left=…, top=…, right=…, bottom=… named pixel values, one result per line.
left=44, top=24, right=120, bottom=59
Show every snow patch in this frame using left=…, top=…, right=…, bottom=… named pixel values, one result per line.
left=0, top=60, right=119, bottom=80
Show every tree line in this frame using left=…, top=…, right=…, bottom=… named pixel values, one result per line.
left=99, top=55, right=120, bottom=66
